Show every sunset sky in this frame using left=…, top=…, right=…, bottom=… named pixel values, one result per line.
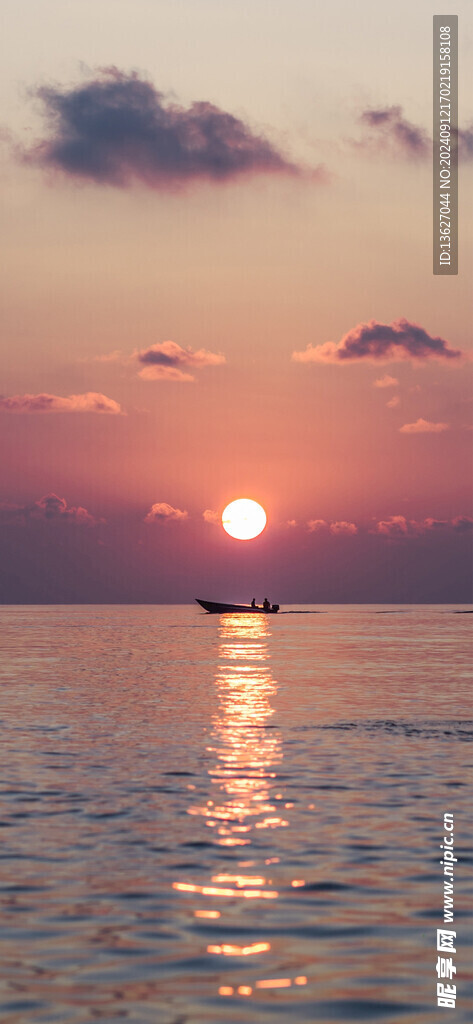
left=1, top=0, right=472, bottom=602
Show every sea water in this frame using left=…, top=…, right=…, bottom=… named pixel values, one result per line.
left=0, top=605, right=471, bottom=1023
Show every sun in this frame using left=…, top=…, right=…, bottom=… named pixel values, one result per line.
left=222, top=498, right=267, bottom=541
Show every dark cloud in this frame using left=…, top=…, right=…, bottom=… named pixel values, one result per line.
left=27, top=68, right=303, bottom=187
left=0, top=392, right=122, bottom=413
left=359, top=106, right=429, bottom=157
left=0, top=493, right=102, bottom=525
left=292, top=318, right=463, bottom=365
left=136, top=341, right=225, bottom=381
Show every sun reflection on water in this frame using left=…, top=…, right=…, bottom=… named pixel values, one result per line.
left=172, top=613, right=308, bottom=997
left=206, top=614, right=284, bottom=851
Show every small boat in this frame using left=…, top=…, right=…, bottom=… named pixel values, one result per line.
left=196, top=599, right=280, bottom=614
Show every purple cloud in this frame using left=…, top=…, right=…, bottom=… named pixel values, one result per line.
left=292, top=319, right=462, bottom=365
left=27, top=68, right=304, bottom=188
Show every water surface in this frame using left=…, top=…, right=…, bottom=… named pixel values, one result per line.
left=0, top=605, right=472, bottom=1022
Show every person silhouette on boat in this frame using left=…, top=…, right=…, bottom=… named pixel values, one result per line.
left=251, top=598, right=256, bottom=608
left=263, top=597, right=270, bottom=611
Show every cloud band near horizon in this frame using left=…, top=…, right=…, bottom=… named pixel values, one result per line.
left=1, top=496, right=471, bottom=538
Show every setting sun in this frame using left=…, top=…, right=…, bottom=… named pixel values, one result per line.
left=222, top=499, right=267, bottom=540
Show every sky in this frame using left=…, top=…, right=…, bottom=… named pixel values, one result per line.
left=1, top=0, right=472, bottom=603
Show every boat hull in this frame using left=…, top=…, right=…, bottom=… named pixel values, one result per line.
left=196, top=599, right=279, bottom=614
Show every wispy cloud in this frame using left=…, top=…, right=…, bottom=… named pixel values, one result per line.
left=374, top=375, right=399, bottom=388
left=26, top=68, right=307, bottom=188
left=457, top=123, right=473, bottom=159
left=399, top=418, right=450, bottom=434
left=87, top=350, right=124, bottom=363
left=0, top=493, right=102, bottom=525
left=0, top=392, right=123, bottom=414
left=386, top=395, right=400, bottom=408
left=135, top=341, right=225, bottom=382
left=144, top=502, right=188, bottom=524
left=292, top=319, right=462, bottom=365
left=357, top=106, right=473, bottom=162
left=358, top=106, right=429, bottom=157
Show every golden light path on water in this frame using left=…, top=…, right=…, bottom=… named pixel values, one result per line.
left=172, top=613, right=308, bottom=999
